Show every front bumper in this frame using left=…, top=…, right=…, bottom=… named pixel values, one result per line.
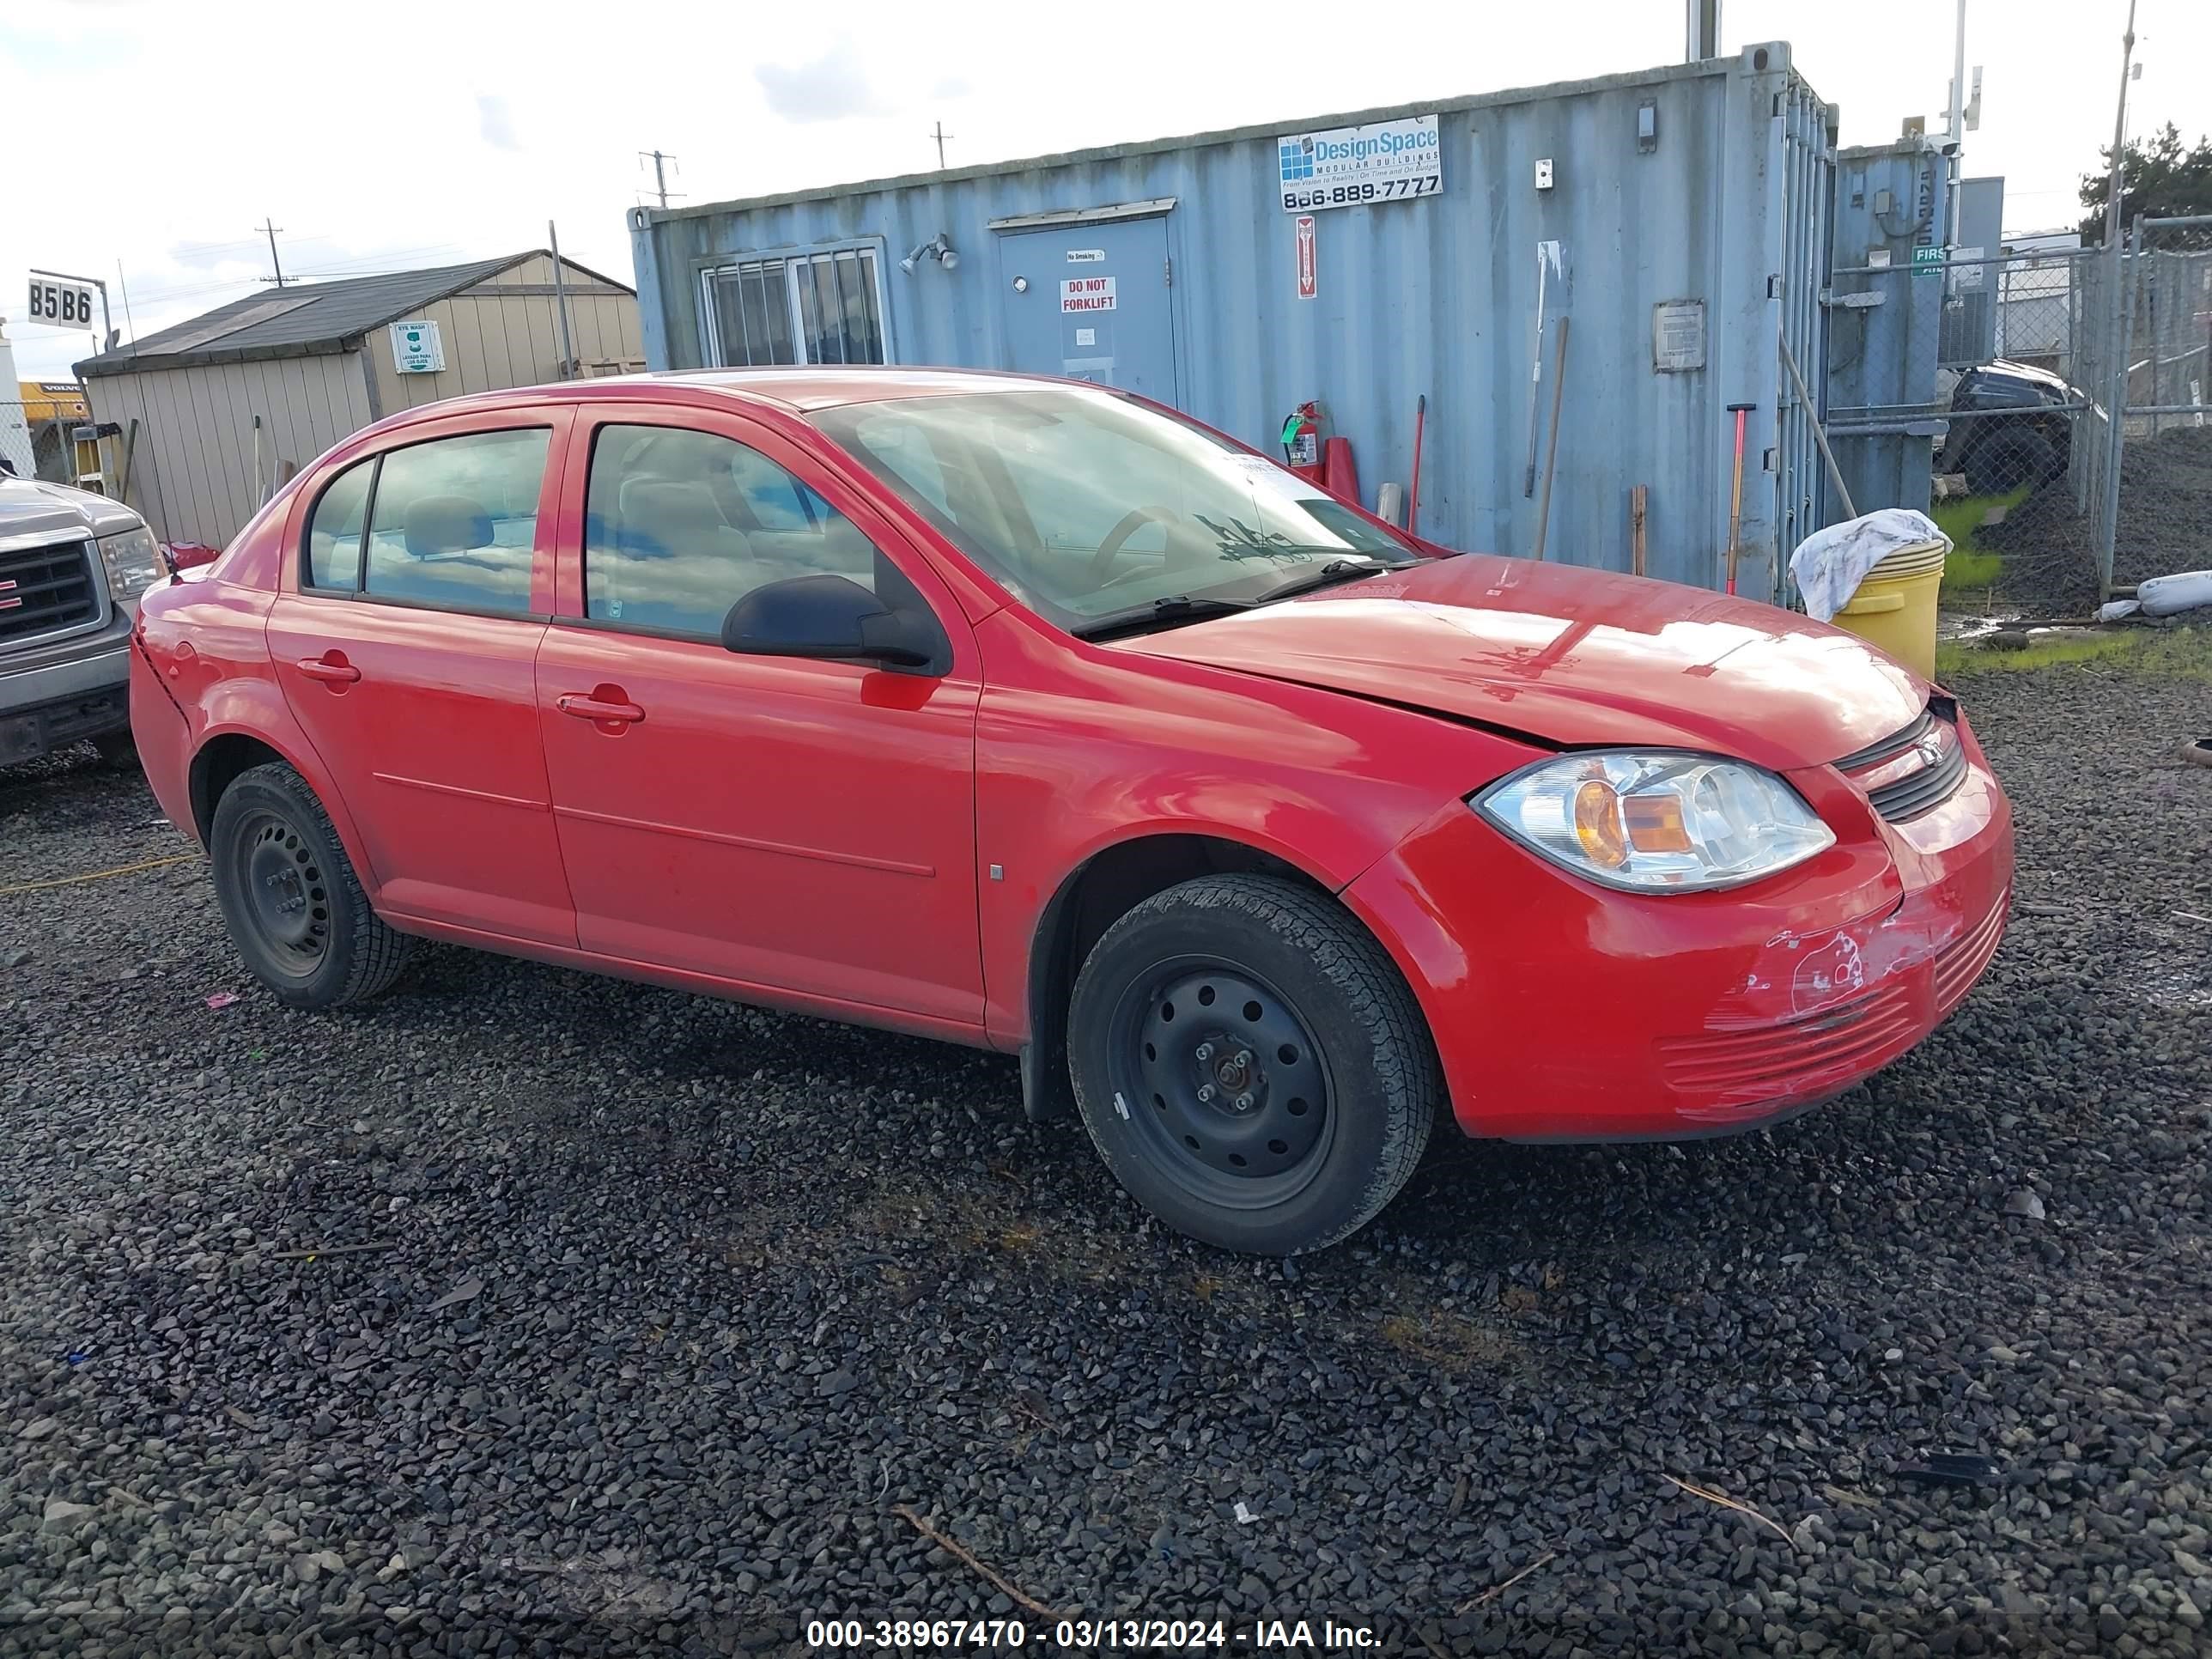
left=0, top=635, right=132, bottom=765
left=1344, top=731, right=2014, bottom=1142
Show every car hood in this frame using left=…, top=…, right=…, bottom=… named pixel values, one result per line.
left=0, top=477, right=142, bottom=540
left=1113, top=556, right=1927, bottom=772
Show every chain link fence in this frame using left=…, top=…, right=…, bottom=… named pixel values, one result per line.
left=2002, top=228, right=2212, bottom=607
left=2127, top=247, right=2212, bottom=437
left=1823, top=234, right=2209, bottom=610
left=1826, top=249, right=2094, bottom=525
left=0, top=397, right=94, bottom=486
left=0, top=404, right=38, bottom=483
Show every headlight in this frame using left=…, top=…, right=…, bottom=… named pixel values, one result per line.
left=1473, top=751, right=1835, bottom=893
left=97, top=524, right=166, bottom=604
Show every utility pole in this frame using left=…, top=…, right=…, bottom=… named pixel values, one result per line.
left=1684, top=0, right=1720, bottom=61
left=258, top=219, right=286, bottom=287
left=638, top=150, right=678, bottom=210
left=1945, top=0, right=1967, bottom=147
left=931, top=121, right=955, bottom=169
left=1943, top=0, right=1967, bottom=249
left=548, top=220, right=576, bottom=379
left=2101, top=0, right=2137, bottom=255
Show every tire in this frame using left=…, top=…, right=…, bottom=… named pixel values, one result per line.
left=1066, top=874, right=1438, bottom=1255
left=208, top=762, right=414, bottom=1009
left=1964, top=429, right=2056, bottom=497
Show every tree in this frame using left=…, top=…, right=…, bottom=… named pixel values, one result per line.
left=2078, top=124, right=2212, bottom=246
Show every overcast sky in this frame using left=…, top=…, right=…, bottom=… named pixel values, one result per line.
left=6, top=0, right=2203, bottom=381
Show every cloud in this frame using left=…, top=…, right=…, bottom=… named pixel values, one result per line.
left=754, top=46, right=890, bottom=124
left=476, top=94, right=518, bottom=150
left=931, top=75, right=972, bottom=100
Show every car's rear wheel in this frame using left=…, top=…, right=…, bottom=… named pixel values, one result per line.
left=209, top=762, right=413, bottom=1009
left=1067, top=874, right=1437, bottom=1255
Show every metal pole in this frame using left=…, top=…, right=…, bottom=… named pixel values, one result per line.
left=1947, top=0, right=1967, bottom=146
left=116, top=261, right=136, bottom=343
left=259, top=220, right=286, bottom=287
left=1685, top=0, right=1720, bottom=60
left=2099, top=215, right=2141, bottom=598
left=2094, top=1, right=2137, bottom=598
left=653, top=152, right=669, bottom=210
left=1778, top=330, right=1855, bottom=520
left=548, top=221, right=576, bottom=380
left=1531, top=317, right=1571, bottom=562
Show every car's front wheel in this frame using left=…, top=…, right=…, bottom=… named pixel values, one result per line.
left=1067, top=874, right=1438, bottom=1255
left=208, top=761, right=414, bottom=1009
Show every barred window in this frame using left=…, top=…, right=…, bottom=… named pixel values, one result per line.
left=705, top=248, right=885, bottom=368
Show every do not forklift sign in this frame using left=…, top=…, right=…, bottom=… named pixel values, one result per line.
left=1060, top=276, right=1117, bottom=313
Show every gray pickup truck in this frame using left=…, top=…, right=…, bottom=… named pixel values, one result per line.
left=0, top=477, right=167, bottom=769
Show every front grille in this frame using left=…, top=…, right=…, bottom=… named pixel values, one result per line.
left=0, top=536, right=100, bottom=645
left=1836, top=708, right=1969, bottom=823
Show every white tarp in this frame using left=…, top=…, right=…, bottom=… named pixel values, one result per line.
left=1789, top=509, right=1949, bottom=623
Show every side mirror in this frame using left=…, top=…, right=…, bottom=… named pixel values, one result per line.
left=720, top=573, right=946, bottom=674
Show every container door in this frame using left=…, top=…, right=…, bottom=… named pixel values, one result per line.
left=997, top=217, right=1178, bottom=404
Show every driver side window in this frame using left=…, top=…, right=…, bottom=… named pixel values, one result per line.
left=584, top=423, right=878, bottom=636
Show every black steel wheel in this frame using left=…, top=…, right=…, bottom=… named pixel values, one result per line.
left=227, top=807, right=333, bottom=978
left=209, top=762, right=415, bottom=1009
left=1109, top=962, right=1336, bottom=1207
left=1068, top=874, right=1438, bottom=1255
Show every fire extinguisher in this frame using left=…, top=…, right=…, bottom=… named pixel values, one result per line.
left=1279, top=400, right=1321, bottom=470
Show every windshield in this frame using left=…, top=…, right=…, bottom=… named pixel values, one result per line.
left=813, top=388, right=1417, bottom=630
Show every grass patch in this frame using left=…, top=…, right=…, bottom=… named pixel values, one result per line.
left=1932, top=485, right=2028, bottom=595
left=1376, top=1311, right=1525, bottom=1376
left=1936, top=623, right=2212, bottom=681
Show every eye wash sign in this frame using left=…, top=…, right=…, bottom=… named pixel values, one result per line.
left=1278, top=114, right=1442, bottom=212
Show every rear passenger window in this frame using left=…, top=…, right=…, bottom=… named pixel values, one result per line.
left=305, top=459, right=373, bottom=591
left=584, top=423, right=878, bottom=637
left=362, top=428, right=550, bottom=616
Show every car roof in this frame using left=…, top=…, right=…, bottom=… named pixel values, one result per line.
left=420, top=365, right=1071, bottom=420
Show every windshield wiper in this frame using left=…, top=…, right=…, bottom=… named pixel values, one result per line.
left=1247, top=556, right=1414, bottom=605
left=1070, top=593, right=1256, bottom=641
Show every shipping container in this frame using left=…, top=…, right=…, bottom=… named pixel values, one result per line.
left=1824, top=137, right=1954, bottom=522
left=632, top=45, right=1837, bottom=600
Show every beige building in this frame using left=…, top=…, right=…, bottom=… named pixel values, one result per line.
left=76, top=251, right=643, bottom=547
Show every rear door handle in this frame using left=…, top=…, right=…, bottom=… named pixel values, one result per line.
left=295, top=655, right=361, bottom=684
left=556, top=693, right=646, bottom=725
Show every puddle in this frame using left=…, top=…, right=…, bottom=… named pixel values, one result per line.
left=1940, top=611, right=2110, bottom=645
left=2142, top=966, right=2212, bottom=1012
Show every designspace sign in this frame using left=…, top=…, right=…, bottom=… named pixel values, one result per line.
left=1277, top=113, right=1442, bottom=213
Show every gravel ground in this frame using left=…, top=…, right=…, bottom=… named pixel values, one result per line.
left=1987, top=427, right=2212, bottom=614
left=3, top=653, right=2210, bottom=1659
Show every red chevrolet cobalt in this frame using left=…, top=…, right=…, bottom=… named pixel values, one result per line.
left=130, top=370, right=2011, bottom=1254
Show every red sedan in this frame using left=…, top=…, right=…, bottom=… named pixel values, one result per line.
left=130, top=370, right=2012, bottom=1255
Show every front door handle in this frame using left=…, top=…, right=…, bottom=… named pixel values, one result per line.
left=556, top=691, right=646, bottom=725
left=295, top=654, right=361, bottom=685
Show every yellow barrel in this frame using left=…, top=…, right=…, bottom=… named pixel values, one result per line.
left=1831, top=538, right=1946, bottom=679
